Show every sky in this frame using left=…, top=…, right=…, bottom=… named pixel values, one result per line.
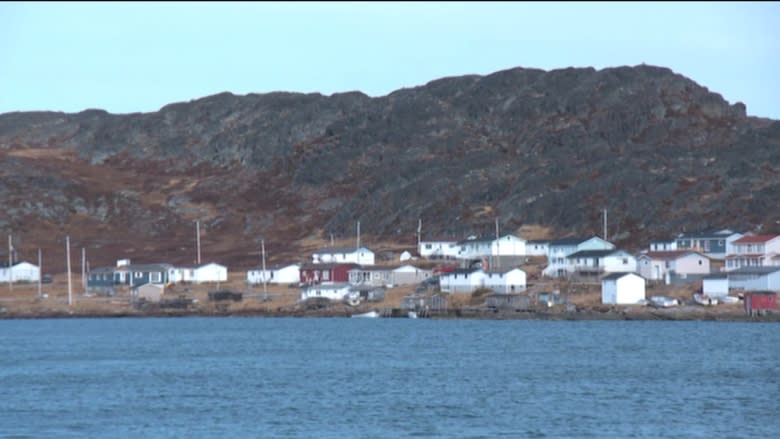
left=1, top=1, right=778, bottom=119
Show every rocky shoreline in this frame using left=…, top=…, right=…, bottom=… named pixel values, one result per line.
left=2, top=305, right=778, bottom=322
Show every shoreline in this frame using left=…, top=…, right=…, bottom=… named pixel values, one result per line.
left=2, top=306, right=778, bottom=322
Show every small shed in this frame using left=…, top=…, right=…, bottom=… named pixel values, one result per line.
left=744, top=291, right=777, bottom=316
left=601, top=272, right=646, bottom=305
left=702, top=275, right=729, bottom=297
left=133, top=283, right=164, bottom=303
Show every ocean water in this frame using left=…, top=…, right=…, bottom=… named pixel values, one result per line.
left=0, top=318, right=777, bottom=438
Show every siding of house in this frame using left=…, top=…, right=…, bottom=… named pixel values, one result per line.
left=300, top=283, right=351, bottom=301
left=602, top=273, right=645, bottom=304
left=247, top=264, right=300, bottom=284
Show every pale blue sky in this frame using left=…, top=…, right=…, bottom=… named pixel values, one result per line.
left=1, top=1, right=778, bottom=119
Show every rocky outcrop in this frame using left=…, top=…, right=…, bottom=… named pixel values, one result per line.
left=0, top=64, right=778, bottom=270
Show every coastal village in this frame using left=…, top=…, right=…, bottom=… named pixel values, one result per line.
left=1, top=221, right=778, bottom=319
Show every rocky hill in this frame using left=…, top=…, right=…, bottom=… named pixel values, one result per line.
left=1, top=64, right=779, bottom=271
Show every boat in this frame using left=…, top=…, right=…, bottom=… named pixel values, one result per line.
left=351, top=310, right=380, bottom=318
left=693, top=293, right=718, bottom=306
left=408, top=311, right=418, bottom=319
left=649, top=296, right=679, bottom=308
left=718, top=296, right=739, bottom=304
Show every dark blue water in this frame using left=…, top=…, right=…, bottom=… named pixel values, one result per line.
left=0, top=318, right=777, bottom=438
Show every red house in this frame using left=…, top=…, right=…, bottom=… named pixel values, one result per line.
left=744, top=291, right=777, bottom=316
left=299, top=263, right=358, bottom=285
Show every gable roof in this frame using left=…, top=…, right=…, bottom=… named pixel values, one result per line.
left=300, top=263, right=360, bottom=270
left=567, top=249, right=625, bottom=259
left=251, top=263, right=300, bottom=271
left=601, top=272, right=643, bottom=281
left=728, top=266, right=780, bottom=276
left=547, top=237, right=594, bottom=247
left=733, top=235, right=779, bottom=244
left=677, top=230, right=739, bottom=239
left=640, top=250, right=704, bottom=260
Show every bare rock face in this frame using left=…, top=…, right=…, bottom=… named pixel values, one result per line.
left=1, top=64, right=778, bottom=270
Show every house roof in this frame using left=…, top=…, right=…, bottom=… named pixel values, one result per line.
left=567, top=249, right=623, bottom=259
left=601, top=272, right=643, bottom=281
left=348, top=265, right=395, bottom=273
left=420, top=237, right=460, bottom=243
left=641, top=251, right=703, bottom=260
left=484, top=267, right=524, bottom=275
left=547, top=237, right=597, bottom=247
left=441, top=268, right=480, bottom=276
left=527, top=240, right=549, bottom=245
left=90, top=266, right=116, bottom=273
left=116, top=263, right=173, bottom=272
left=703, top=274, right=728, bottom=280
left=300, top=263, right=360, bottom=270
left=457, top=235, right=496, bottom=245
left=302, top=282, right=351, bottom=290
left=312, top=246, right=373, bottom=254
left=677, top=230, right=739, bottom=239
left=733, top=235, right=779, bottom=244
left=728, top=266, right=780, bottom=276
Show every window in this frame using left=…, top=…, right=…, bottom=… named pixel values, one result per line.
left=151, top=272, right=161, bottom=283
left=698, top=260, right=702, bottom=265
left=425, top=244, right=432, bottom=249
left=135, top=272, right=142, bottom=278
left=323, top=271, right=330, bottom=281
left=622, top=258, right=628, bottom=264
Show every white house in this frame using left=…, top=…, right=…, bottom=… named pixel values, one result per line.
left=439, top=268, right=486, bottom=293
left=300, top=283, right=352, bottom=301
left=457, top=234, right=527, bottom=260
left=526, top=240, right=549, bottom=256
left=248, top=263, right=300, bottom=285
left=725, top=234, right=780, bottom=271
left=637, top=251, right=711, bottom=282
left=565, top=249, right=637, bottom=276
left=391, top=265, right=433, bottom=286
left=312, top=246, right=375, bottom=265
left=0, top=261, right=40, bottom=283
left=676, top=230, right=743, bottom=260
left=418, top=238, right=461, bottom=259
left=601, top=272, right=646, bottom=304
left=727, top=267, right=780, bottom=291
left=702, top=275, right=729, bottom=298
left=544, top=237, right=615, bottom=277
left=172, top=262, right=227, bottom=283
left=480, top=268, right=527, bottom=294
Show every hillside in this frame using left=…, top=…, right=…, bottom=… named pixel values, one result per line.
left=1, top=64, right=779, bottom=271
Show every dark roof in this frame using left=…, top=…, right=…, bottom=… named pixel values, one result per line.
left=457, top=236, right=496, bottom=245
left=640, top=251, right=703, bottom=260
left=567, top=249, right=621, bottom=259
left=312, top=246, right=372, bottom=254
left=117, top=263, right=173, bottom=272
left=527, top=240, right=549, bottom=244
left=484, top=267, right=524, bottom=275
left=89, top=266, right=116, bottom=273
left=727, top=266, right=780, bottom=276
left=547, top=237, right=596, bottom=247
left=677, top=230, right=739, bottom=239
left=703, top=274, right=728, bottom=280
left=601, top=272, right=643, bottom=281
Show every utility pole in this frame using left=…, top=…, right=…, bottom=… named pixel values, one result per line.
left=196, top=220, right=201, bottom=265
left=37, top=248, right=42, bottom=299
left=261, top=239, right=267, bottom=296
left=66, top=236, right=72, bottom=306
left=356, top=220, right=361, bottom=265
left=495, top=217, right=500, bottom=270
left=81, top=248, right=86, bottom=294
left=7, top=235, right=12, bottom=292
left=603, top=208, right=608, bottom=241
left=417, top=218, right=422, bottom=251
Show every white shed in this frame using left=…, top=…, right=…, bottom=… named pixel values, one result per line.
left=601, top=272, right=646, bottom=304
left=439, top=268, right=486, bottom=293
left=247, top=263, right=300, bottom=285
left=192, top=263, right=228, bottom=283
left=0, top=261, right=40, bottom=283
left=702, top=275, right=729, bottom=298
